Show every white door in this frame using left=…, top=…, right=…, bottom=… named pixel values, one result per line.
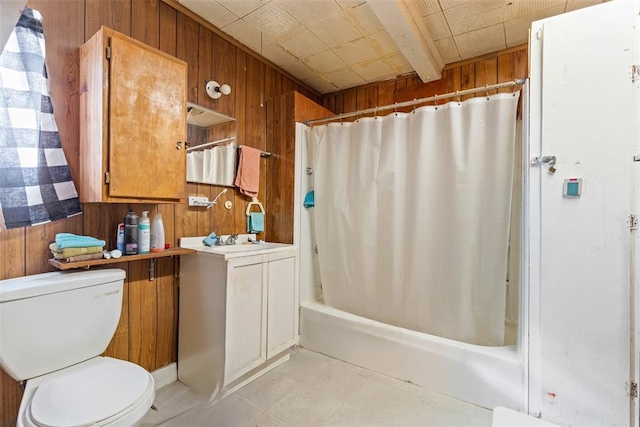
left=528, top=2, right=636, bottom=425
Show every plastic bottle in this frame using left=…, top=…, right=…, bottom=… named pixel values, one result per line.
left=138, top=211, right=151, bottom=254
left=124, top=210, right=139, bottom=255
left=150, top=213, right=165, bottom=253
left=116, top=223, right=125, bottom=253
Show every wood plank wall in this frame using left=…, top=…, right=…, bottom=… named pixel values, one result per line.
left=0, top=1, right=321, bottom=425
left=265, top=92, right=334, bottom=244
left=260, top=45, right=527, bottom=251
left=321, top=45, right=528, bottom=118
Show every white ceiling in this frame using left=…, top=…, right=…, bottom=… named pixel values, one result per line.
left=177, top=0, right=605, bottom=94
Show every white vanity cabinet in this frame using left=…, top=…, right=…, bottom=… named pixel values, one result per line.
left=224, top=253, right=298, bottom=385
left=178, top=239, right=298, bottom=395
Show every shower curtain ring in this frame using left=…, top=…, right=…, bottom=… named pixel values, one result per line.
left=485, top=84, right=490, bottom=100
left=413, top=99, right=417, bottom=113
left=456, top=90, right=461, bottom=103
left=434, top=94, right=438, bottom=106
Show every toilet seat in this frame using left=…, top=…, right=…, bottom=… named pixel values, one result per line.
left=23, top=357, right=154, bottom=427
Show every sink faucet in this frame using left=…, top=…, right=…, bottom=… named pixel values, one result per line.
left=225, top=234, right=239, bottom=245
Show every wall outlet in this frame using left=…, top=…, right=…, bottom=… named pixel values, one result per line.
left=188, top=196, right=211, bottom=207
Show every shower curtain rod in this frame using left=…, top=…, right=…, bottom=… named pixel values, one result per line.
left=304, top=78, right=527, bottom=126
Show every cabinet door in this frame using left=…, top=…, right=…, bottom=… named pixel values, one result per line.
left=267, top=257, right=297, bottom=358
left=224, top=261, right=267, bottom=385
left=108, top=32, right=186, bottom=201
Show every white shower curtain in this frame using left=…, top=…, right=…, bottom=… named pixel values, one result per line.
left=308, top=93, right=520, bottom=346
left=187, top=144, right=237, bottom=186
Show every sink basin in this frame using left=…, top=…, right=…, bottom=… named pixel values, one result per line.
left=179, top=236, right=295, bottom=258
left=209, top=243, right=279, bottom=252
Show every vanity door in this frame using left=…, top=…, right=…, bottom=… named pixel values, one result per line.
left=224, top=255, right=267, bottom=386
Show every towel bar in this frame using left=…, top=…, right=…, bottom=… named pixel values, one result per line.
left=246, top=197, right=265, bottom=215
left=187, top=138, right=271, bottom=158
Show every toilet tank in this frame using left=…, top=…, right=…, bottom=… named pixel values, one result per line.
left=0, top=269, right=126, bottom=381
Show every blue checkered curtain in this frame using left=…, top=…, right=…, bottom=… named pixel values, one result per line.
left=0, top=8, right=81, bottom=230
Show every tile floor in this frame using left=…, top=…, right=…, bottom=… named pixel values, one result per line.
left=141, top=347, right=492, bottom=426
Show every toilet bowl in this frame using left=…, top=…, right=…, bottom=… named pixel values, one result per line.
left=0, top=269, right=156, bottom=427
left=18, top=357, right=155, bottom=427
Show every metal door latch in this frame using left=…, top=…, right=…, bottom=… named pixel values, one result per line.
left=531, top=156, right=557, bottom=173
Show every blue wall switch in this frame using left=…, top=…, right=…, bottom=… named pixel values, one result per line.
left=563, top=178, right=582, bottom=197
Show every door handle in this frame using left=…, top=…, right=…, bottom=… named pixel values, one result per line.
left=531, top=156, right=556, bottom=173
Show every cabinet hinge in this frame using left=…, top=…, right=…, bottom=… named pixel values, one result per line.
left=105, top=172, right=110, bottom=184
left=106, top=46, right=111, bottom=60
left=630, top=381, right=638, bottom=398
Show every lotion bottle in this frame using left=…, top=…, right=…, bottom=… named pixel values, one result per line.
left=150, top=213, right=165, bottom=253
left=138, top=211, right=151, bottom=254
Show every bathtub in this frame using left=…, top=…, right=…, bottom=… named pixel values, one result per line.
left=299, top=300, right=524, bottom=411
left=294, top=123, right=524, bottom=411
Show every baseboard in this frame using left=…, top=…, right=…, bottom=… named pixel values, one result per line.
left=152, top=363, right=177, bottom=390
left=219, top=352, right=291, bottom=399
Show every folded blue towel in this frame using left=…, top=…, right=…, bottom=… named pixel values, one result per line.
left=303, top=190, right=315, bottom=208
left=55, top=233, right=106, bottom=249
left=247, top=212, right=264, bottom=233
left=203, top=232, right=218, bottom=247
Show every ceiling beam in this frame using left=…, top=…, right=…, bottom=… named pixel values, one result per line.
left=366, top=0, right=444, bottom=83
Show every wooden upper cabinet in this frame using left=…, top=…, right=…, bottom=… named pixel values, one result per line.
left=79, top=26, right=188, bottom=203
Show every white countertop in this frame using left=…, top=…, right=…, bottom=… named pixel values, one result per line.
left=180, top=236, right=297, bottom=259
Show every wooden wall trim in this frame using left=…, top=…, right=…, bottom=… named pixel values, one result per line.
left=161, top=0, right=321, bottom=100
left=321, top=45, right=528, bottom=116
left=321, top=44, right=529, bottom=101
left=265, top=92, right=332, bottom=244
left=443, top=44, right=528, bottom=71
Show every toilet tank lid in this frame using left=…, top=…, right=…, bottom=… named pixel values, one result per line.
left=0, top=269, right=126, bottom=303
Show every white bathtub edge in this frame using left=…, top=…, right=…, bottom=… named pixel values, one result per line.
left=300, top=301, right=523, bottom=411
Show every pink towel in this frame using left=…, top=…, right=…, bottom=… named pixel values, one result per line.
left=234, top=145, right=261, bottom=197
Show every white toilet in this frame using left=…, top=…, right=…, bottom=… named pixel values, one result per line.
left=0, top=269, right=155, bottom=427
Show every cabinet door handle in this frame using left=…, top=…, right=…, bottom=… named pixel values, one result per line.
left=176, top=141, right=182, bottom=150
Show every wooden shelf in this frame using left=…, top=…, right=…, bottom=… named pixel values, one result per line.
left=49, top=247, right=197, bottom=271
